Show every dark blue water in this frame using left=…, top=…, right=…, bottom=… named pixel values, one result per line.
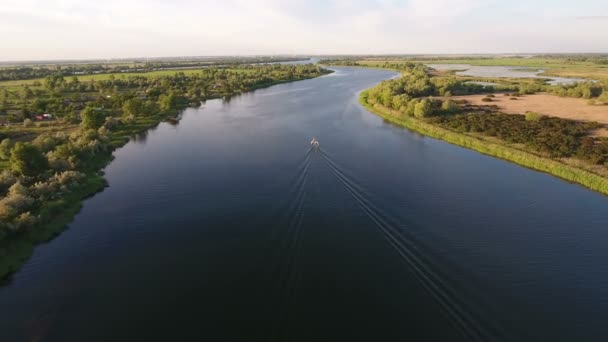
left=1, top=67, right=608, bottom=342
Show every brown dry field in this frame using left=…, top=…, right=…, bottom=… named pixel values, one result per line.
left=455, top=93, right=608, bottom=120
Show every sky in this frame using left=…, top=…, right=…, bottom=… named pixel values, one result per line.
left=1, top=0, right=607, bottom=61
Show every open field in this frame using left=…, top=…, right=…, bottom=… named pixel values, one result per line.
left=454, top=93, right=608, bottom=124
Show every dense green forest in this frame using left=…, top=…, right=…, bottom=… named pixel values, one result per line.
left=0, top=63, right=329, bottom=278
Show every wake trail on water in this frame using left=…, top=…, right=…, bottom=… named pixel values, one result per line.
left=264, top=148, right=311, bottom=340
left=318, top=149, right=505, bottom=342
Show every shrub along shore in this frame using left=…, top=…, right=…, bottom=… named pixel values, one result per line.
left=360, top=91, right=608, bottom=196
left=0, top=64, right=331, bottom=281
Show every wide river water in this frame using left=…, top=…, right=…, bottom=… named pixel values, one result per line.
left=1, top=67, right=608, bottom=341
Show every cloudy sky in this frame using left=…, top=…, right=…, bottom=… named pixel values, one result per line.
left=1, top=0, right=607, bottom=61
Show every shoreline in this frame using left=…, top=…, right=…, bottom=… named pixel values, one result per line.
left=359, top=91, right=608, bottom=197
left=0, top=72, right=331, bottom=282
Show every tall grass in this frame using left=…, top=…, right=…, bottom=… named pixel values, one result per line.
left=360, top=91, right=608, bottom=196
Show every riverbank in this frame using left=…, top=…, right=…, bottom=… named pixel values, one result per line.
left=360, top=91, right=608, bottom=196
left=0, top=70, right=331, bottom=281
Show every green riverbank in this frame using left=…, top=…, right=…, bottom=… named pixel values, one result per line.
left=360, top=91, right=608, bottom=196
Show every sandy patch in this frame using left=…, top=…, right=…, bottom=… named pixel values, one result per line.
left=453, top=93, right=608, bottom=124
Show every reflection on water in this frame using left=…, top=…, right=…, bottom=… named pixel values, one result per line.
left=427, top=64, right=587, bottom=85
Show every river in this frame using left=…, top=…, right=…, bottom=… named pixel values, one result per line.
left=1, top=67, right=608, bottom=341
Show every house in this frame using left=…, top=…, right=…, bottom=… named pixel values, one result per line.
left=34, top=114, right=54, bottom=121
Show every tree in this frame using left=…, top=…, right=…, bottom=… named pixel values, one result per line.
left=414, top=99, right=432, bottom=118
left=21, top=86, right=34, bottom=99
left=599, top=91, right=608, bottom=105
left=80, top=106, right=105, bottom=130
left=441, top=99, right=459, bottom=112
left=159, top=93, right=177, bottom=111
left=122, top=98, right=144, bottom=117
left=0, top=139, right=12, bottom=160
left=10, top=142, right=49, bottom=176
left=0, top=90, right=8, bottom=114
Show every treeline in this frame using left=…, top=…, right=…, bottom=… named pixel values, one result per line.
left=364, top=63, right=608, bottom=167
left=547, top=81, right=608, bottom=102
left=0, top=64, right=328, bottom=123
left=0, top=64, right=329, bottom=240
left=536, top=54, right=608, bottom=65
left=0, top=56, right=308, bottom=82
left=319, top=59, right=363, bottom=67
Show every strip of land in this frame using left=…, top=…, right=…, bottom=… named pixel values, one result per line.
left=320, top=58, right=608, bottom=196
left=360, top=93, right=608, bottom=196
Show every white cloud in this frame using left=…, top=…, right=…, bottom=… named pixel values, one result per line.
left=0, top=0, right=606, bottom=60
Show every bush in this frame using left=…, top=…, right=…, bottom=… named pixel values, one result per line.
left=80, top=106, right=105, bottom=130
left=48, top=156, right=71, bottom=172
left=32, top=135, right=58, bottom=153
left=0, top=138, right=12, bottom=160
left=0, top=183, right=34, bottom=220
left=441, top=99, right=459, bottom=113
left=525, top=111, right=543, bottom=122
left=103, top=116, right=120, bottom=130
left=13, top=212, right=37, bottom=231
left=598, top=91, right=608, bottom=105
left=0, top=170, right=17, bottom=194
left=9, top=142, right=50, bottom=177
left=414, top=99, right=432, bottom=118
left=481, top=97, right=493, bottom=102
left=23, top=118, right=33, bottom=127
